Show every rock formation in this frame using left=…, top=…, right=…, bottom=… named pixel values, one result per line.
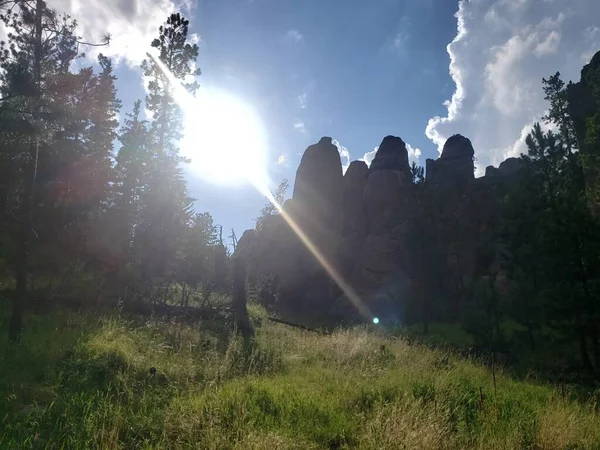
left=369, top=136, right=411, bottom=176
left=426, top=134, right=474, bottom=187
left=567, top=50, right=600, bottom=213
left=247, top=133, right=521, bottom=324
left=291, top=136, right=344, bottom=238
left=484, top=157, right=521, bottom=179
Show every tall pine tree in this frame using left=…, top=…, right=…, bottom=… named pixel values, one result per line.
left=134, top=13, right=199, bottom=285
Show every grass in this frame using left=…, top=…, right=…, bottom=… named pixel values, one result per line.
left=1, top=305, right=600, bottom=449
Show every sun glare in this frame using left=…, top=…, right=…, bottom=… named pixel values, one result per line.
left=146, top=51, right=373, bottom=322
left=179, top=88, right=269, bottom=187
left=145, top=50, right=268, bottom=188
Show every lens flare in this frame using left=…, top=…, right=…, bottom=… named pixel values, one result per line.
left=372, top=317, right=380, bottom=324
left=261, top=189, right=374, bottom=320
left=147, top=50, right=374, bottom=322
left=145, top=51, right=268, bottom=186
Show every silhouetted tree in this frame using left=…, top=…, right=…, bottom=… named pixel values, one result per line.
left=256, top=179, right=288, bottom=232
left=0, top=1, right=111, bottom=341
left=134, top=13, right=200, bottom=286
left=504, top=123, right=600, bottom=374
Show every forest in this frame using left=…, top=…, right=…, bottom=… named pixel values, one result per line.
left=1, top=1, right=600, bottom=448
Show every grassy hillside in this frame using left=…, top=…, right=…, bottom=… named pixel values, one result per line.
left=1, top=305, right=600, bottom=449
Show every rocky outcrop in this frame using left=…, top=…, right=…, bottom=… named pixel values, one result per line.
left=249, top=133, right=521, bottom=324
left=498, top=158, right=521, bottom=177
left=344, top=160, right=369, bottom=191
left=567, top=50, right=600, bottom=213
left=369, top=136, right=411, bottom=177
left=339, top=161, right=369, bottom=279
left=484, top=157, right=521, bottom=179
left=233, top=229, right=256, bottom=260
left=292, top=136, right=344, bottom=235
left=342, top=160, right=368, bottom=224
left=568, top=50, right=600, bottom=146
left=426, top=134, right=474, bottom=186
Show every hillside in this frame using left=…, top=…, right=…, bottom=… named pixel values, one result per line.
left=1, top=306, right=599, bottom=449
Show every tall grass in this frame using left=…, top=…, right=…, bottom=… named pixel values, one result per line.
left=1, top=305, right=599, bottom=449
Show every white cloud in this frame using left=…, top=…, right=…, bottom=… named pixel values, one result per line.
left=332, top=139, right=350, bottom=173
left=50, top=0, right=189, bottom=65
left=426, top=0, right=600, bottom=172
left=393, top=32, right=408, bottom=53
left=534, top=30, right=561, bottom=56
left=407, top=143, right=422, bottom=164
left=293, top=121, right=306, bottom=133
left=286, top=29, right=303, bottom=44
left=361, top=147, right=378, bottom=167
left=583, top=25, right=600, bottom=62
left=297, top=92, right=307, bottom=109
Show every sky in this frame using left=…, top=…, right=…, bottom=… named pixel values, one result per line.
left=48, top=0, right=600, bottom=238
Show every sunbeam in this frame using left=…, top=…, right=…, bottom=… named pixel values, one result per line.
left=147, top=50, right=374, bottom=322
left=260, top=189, right=375, bottom=321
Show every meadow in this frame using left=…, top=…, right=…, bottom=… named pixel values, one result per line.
left=1, top=304, right=599, bottom=449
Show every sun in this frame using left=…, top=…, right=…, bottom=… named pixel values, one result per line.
left=179, top=88, right=269, bottom=188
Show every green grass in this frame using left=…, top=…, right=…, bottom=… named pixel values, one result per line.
left=1, top=305, right=600, bottom=449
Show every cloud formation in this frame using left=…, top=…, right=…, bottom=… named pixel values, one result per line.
left=426, top=0, right=600, bottom=174
left=286, top=29, right=304, bottom=44
left=297, top=92, right=307, bottom=109
left=332, top=139, right=350, bottom=173
left=293, top=121, right=306, bottom=133
left=51, top=0, right=190, bottom=65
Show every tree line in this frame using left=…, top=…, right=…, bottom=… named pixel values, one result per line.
left=400, top=62, right=600, bottom=380
left=0, top=2, right=229, bottom=342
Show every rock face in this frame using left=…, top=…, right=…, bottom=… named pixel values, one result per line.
left=498, top=158, right=521, bottom=177
left=344, top=160, right=369, bottom=191
left=342, top=160, right=369, bottom=225
left=484, top=158, right=521, bottom=179
left=426, top=134, right=474, bottom=186
left=567, top=50, right=600, bottom=213
left=292, top=136, right=344, bottom=233
left=369, top=136, right=410, bottom=176
left=249, top=134, right=520, bottom=324
left=233, top=229, right=256, bottom=260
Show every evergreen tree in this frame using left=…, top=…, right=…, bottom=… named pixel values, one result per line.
left=504, top=123, right=600, bottom=375
left=256, top=179, right=288, bottom=232
left=542, top=72, right=578, bottom=153
left=134, top=13, right=199, bottom=284
left=113, top=100, right=152, bottom=262
left=0, top=1, right=109, bottom=340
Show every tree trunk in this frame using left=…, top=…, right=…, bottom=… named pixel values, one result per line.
left=180, top=282, right=186, bottom=306
left=162, top=280, right=172, bottom=304
left=232, top=256, right=252, bottom=341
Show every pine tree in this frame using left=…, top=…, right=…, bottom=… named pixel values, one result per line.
left=0, top=1, right=111, bottom=341
left=542, top=72, right=578, bottom=153
left=113, top=100, right=152, bottom=261
left=134, top=13, right=200, bottom=285
left=504, top=123, right=600, bottom=374
left=256, top=179, right=288, bottom=232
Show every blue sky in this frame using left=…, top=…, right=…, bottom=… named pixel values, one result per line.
left=45, top=0, right=600, bottom=238
left=114, top=0, right=459, bottom=237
